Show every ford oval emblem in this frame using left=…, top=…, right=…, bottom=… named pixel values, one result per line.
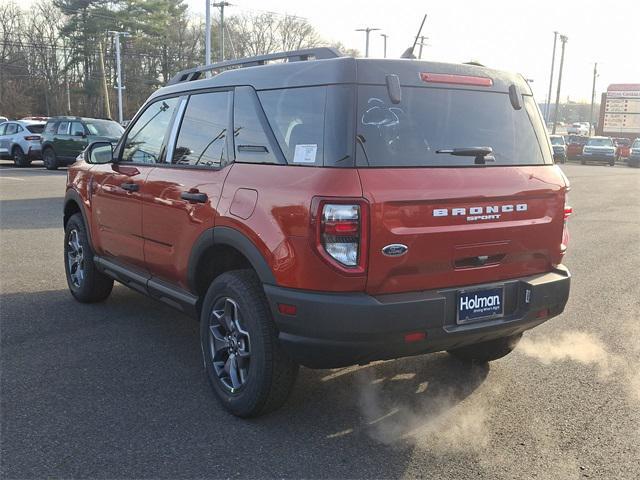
left=382, top=244, right=408, bottom=257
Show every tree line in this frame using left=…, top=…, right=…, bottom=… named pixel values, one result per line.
left=0, top=0, right=356, bottom=120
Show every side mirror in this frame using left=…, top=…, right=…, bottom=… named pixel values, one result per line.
left=73, top=130, right=86, bottom=137
left=86, top=141, right=114, bottom=164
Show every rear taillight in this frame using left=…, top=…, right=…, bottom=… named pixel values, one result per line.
left=24, top=135, right=40, bottom=141
left=311, top=199, right=368, bottom=274
left=561, top=194, right=572, bottom=253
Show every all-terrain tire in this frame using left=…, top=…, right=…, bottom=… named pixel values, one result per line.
left=448, top=333, right=522, bottom=363
left=13, top=146, right=30, bottom=167
left=43, top=147, right=58, bottom=170
left=200, top=269, right=299, bottom=417
left=64, top=213, right=113, bottom=303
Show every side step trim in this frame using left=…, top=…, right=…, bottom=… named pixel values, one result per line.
left=94, top=255, right=199, bottom=318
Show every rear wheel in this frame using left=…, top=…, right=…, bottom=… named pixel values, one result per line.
left=64, top=213, right=114, bottom=302
left=12, top=146, right=30, bottom=167
left=43, top=147, right=58, bottom=170
left=448, top=333, right=522, bottom=363
left=200, top=270, right=298, bottom=417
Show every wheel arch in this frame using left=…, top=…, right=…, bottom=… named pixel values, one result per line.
left=63, top=189, right=93, bottom=247
left=188, top=226, right=276, bottom=297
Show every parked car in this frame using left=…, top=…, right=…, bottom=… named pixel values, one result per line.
left=567, top=122, right=589, bottom=135
left=41, top=116, right=124, bottom=170
left=63, top=48, right=571, bottom=417
left=613, top=138, right=631, bottom=159
left=581, top=136, right=617, bottom=166
left=628, top=138, right=640, bottom=168
left=549, top=135, right=566, bottom=163
left=0, top=119, right=46, bottom=167
left=565, top=135, right=589, bottom=160
left=0, top=116, right=8, bottom=123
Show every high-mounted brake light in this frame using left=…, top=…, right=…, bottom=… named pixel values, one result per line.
left=419, top=72, right=493, bottom=87
left=311, top=199, right=369, bottom=274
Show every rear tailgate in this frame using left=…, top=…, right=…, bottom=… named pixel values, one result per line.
left=360, top=166, right=567, bottom=295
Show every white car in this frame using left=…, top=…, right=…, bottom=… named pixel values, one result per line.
left=581, top=136, right=617, bottom=166
left=0, top=120, right=46, bottom=167
left=567, top=122, right=589, bottom=135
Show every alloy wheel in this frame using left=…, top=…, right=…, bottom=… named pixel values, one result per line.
left=209, top=297, right=251, bottom=393
left=67, top=229, right=85, bottom=287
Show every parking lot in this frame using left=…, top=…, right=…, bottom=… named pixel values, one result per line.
left=1, top=161, right=639, bottom=479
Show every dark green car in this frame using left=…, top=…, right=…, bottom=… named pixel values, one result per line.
left=41, top=116, right=124, bottom=170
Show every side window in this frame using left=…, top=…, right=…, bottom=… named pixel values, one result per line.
left=57, top=122, right=69, bottom=135
left=258, top=86, right=326, bottom=166
left=172, top=91, right=230, bottom=168
left=16, top=125, right=23, bottom=133
left=71, top=122, right=85, bottom=136
left=233, top=87, right=277, bottom=164
left=0, top=124, right=6, bottom=136
left=5, top=123, right=18, bottom=135
left=44, top=122, right=57, bottom=134
left=121, top=97, right=179, bottom=164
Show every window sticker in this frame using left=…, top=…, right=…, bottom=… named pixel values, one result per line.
left=293, top=144, right=317, bottom=164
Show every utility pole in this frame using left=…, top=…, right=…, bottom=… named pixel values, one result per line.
left=380, top=33, right=388, bottom=58
left=545, top=31, right=558, bottom=122
left=213, top=2, right=231, bottom=61
left=356, top=27, right=380, bottom=58
left=551, top=35, right=568, bottom=135
left=97, top=41, right=111, bottom=119
left=205, top=0, right=211, bottom=66
left=109, top=31, right=131, bottom=124
left=589, top=62, right=598, bottom=136
left=417, top=35, right=429, bottom=59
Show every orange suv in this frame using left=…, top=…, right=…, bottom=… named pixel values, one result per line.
left=64, top=48, right=571, bottom=417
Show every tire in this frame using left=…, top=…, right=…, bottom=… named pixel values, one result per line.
left=448, top=333, right=522, bottom=363
left=200, top=269, right=299, bottom=417
left=64, top=213, right=113, bottom=303
left=581, top=159, right=586, bottom=165
left=43, top=147, right=58, bottom=170
left=12, top=146, right=30, bottom=167
left=610, top=158, right=616, bottom=167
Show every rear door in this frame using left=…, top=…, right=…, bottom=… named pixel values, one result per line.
left=355, top=82, right=567, bottom=295
left=69, top=121, right=88, bottom=159
left=54, top=121, right=71, bottom=158
left=0, top=123, right=10, bottom=156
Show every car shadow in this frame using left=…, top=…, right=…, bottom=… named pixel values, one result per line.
left=1, top=286, right=489, bottom=479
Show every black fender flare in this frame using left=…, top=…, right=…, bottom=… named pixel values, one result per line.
left=187, top=226, right=276, bottom=291
left=63, top=189, right=93, bottom=248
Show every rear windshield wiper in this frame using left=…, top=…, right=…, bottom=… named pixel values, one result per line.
left=436, top=147, right=495, bottom=165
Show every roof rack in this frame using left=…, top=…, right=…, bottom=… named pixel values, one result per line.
left=167, top=47, right=342, bottom=85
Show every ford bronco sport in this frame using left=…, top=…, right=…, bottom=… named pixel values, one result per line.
left=63, top=48, right=571, bottom=417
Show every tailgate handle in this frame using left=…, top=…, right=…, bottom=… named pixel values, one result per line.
left=455, top=254, right=505, bottom=269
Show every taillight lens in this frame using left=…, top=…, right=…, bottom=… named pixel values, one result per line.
left=561, top=194, right=572, bottom=252
left=24, top=135, right=41, bottom=141
left=312, top=199, right=369, bottom=274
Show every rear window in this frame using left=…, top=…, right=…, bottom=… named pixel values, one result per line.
left=85, top=120, right=124, bottom=137
left=26, top=125, right=44, bottom=133
left=356, top=86, right=549, bottom=167
left=550, top=136, right=564, bottom=145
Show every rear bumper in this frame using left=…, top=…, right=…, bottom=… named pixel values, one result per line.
left=582, top=152, right=616, bottom=162
left=265, top=266, right=571, bottom=368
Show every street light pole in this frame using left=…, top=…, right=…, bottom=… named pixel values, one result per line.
left=417, top=35, right=429, bottom=59
left=205, top=0, right=211, bottom=66
left=545, top=31, right=558, bottom=122
left=589, top=62, right=598, bottom=136
left=213, top=2, right=231, bottom=61
left=380, top=33, right=388, bottom=58
left=356, top=27, right=380, bottom=57
left=109, top=31, right=130, bottom=125
left=551, top=35, right=568, bottom=135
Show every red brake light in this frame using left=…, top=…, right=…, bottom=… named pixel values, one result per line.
left=404, top=332, right=427, bottom=343
left=311, top=198, right=369, bottom=275
left=277, top=303, right=297, bottom=316
left=419, top=72, right=493, bottom=87
left=24, top=135, right=41, bottom=141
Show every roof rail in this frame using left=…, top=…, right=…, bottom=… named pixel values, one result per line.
left=167, top=47, right=342, bottom=85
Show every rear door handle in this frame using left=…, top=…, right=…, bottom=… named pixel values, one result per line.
left=121, top=182, right=139, bottom=192
left=181, top=191, right=208, bottom=203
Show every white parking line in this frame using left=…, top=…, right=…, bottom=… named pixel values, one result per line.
left=0, top=176, right=25, bottom=181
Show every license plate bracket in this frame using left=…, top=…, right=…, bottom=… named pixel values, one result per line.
left=457, top=286, right=505, bottom=324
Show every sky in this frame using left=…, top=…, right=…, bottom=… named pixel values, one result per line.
left=185, top=0, right=640, bottom=103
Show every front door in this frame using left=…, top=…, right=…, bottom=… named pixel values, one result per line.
left=141, top=91, right=233, bottom=290
left=90, top=97, right=181, bottom=270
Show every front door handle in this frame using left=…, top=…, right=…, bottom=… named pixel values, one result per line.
left=121, top=182, right=139, bottom=192
left=181, top=191, right=208, bottom=203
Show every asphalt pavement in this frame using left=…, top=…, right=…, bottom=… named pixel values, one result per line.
left=1, top=160, right=639, bottom=479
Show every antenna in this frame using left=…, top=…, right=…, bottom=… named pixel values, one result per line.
left=401, top=14, right=427, bottom=59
